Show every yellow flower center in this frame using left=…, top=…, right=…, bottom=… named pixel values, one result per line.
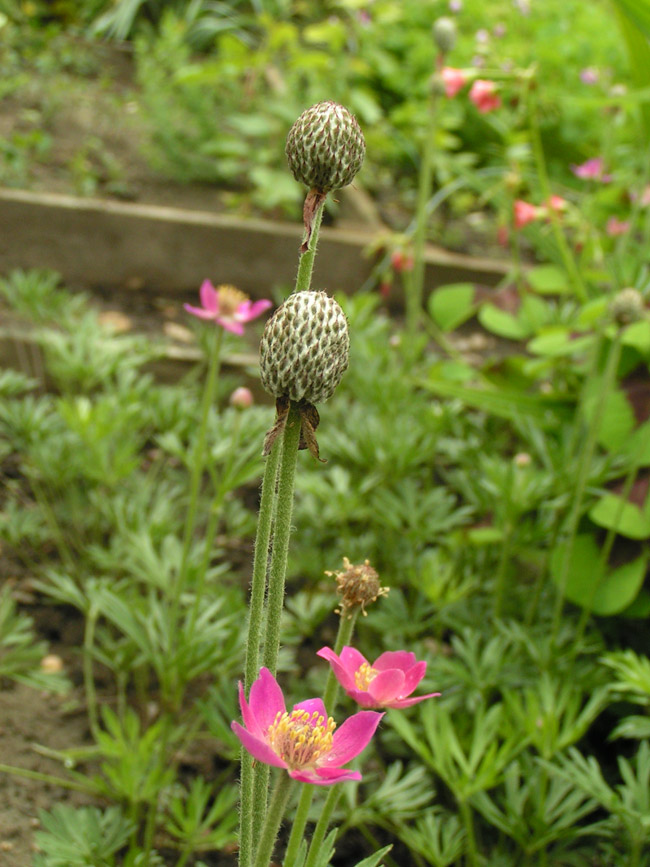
left=267, top=708, right=336, bottom=770
left=216, top=284, right=248, bottom=316
left=354, top=662, right=379, bottom=691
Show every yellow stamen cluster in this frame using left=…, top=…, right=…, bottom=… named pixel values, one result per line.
left=327, top=557, right=390, bottom=618
left=354, top=662, right=379, bottom=691
left=216, top=284, right=248, bottom=315
left=267, top=708, right=336, bottom=769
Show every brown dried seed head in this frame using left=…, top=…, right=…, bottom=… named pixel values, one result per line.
left=327, top=557, right=390, bottom=617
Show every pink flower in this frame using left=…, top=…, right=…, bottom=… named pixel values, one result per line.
left=317, top=646, right=440, bottom=710
left=469, top=79, right=502, bottom=113
left=231, top=668, right=383, bottom=785
left=580, top=67, right=599, bottom=85
left=514, top=200, right=540, bottom=229
left=229, top=386, right=254, bottom=409
left=545, top=194, right=568, bottom=213
left=441, top=66, right=468, bottom=98
left=570, top=158, right=612, bottom=183
left=606, top=217, right=630, bottom=237
left=184, top=280, right=272, bottom=335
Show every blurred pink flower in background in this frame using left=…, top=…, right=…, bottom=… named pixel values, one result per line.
left=570, top=157, right=612, bottom=183
left=441, top=66, right=468, bottom=97
left=449, top=0, right=463, bottom=11
left=514, top=200, right=540, bottom=229
left=229, top=387, right=254, bottom=409
left=580, top=67, right=600, bottom=85
left=469, top=79, right=502, bottom=113
left=606, top=217, right=630, bottom=237
left=231, top=668, right=383, bottom=785
left=317, top=646, right=440, bottom=709
left=184, top=280, right=272, bottom=335
left=545, top=194, right=568, bottom=213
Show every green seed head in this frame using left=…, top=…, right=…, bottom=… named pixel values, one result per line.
left=259, top=291, right=350, bottom=404
left=432, top=17, right=457, bottom=53
left=609, top=288, right=646, bottom=325
left=285, top=101, right=366, bottom=193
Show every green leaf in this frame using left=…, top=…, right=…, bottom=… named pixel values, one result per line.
left=589, top=493, right=650, bottom=539
left=429, top=284, right=477, bottom=331
left=582, top=387, right=636, bottom=452
left=478, top=304, right=531, bottom=340
left=528, top=328, right=594, bottom=358
left=353, top=845, right=393, bottom=867
left=622, top=319, right=650, bottom=355
left=551, top=534, right=647, bottom=614
left=527, top=265, right=569, bottom=295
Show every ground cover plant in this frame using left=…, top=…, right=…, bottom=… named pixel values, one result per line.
left=3, top=1, right=650, bottom=866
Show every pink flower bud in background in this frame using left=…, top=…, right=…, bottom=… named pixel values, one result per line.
left=580, top=67, right=599, bottom=85
left=469, top=79, right=502, bottom=113
left=545, top=195, right=568, bottom=214
left=441, top=66, right=468, bottom=98
left=390, top=250, right=414, bottom=273
left=449, top=0, right=463, bottom=11
left=513, top=200, right=540, bottom=229
left=606, top=217, right=630, bottom=237
left=570, top=157, right=612, bottom=183
left=229, top=387, right=254, bottom=410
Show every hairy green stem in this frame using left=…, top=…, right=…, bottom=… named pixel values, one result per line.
left=253, top=772, right=294, bottom=867
left=262, top=401, right=301, bottom=675
left=283, top=610, right=360, bottom=867
left=295, top=200, right=325, bottom=294
left=303, top=784, right=341, bottom=867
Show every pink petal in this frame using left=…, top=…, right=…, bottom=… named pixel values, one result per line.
left=343, top=688, right=379, bottom=708
left=339, top=646, right=369, bottom=672
left=238, top=299, right=273, bottom=321
left=290, top=767, right=362, bottom=785
left=373, top=651, right=417, bottom=673
left=248, top=668, right=286, bottom=733
left=199, top=280, right=219, bottom=312
left=367, top=669, right=406, bottom=705
left=325, top=711, right=383, bottom=766
left=386, top=692, right=441, bottom=709
left=231, top=722, right=287, bottom=768
left=402, top=661, right=427, bottom=694
left=293, top=698, right=328, bottom=722
left=217, top=317, right=245, bottom=335
left=238, top=680, right=262, bottom=737
left=184, top=304, right=216, bottom=320
left=316, top=647, right=357, bottom=691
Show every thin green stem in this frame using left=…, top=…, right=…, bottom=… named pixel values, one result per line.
left=0, top=763, right=93, bottom=794
left=82, top=604, right=100, bottom=741
left=493, top=523, right=515, bottom=619
left=295, top=201, right=325, bottom=294
left=253, top=772, right=294, bottom=867
left=551, top=331, right=622, bottom=641
left=262, top=401, right=301, bottom=675
left=303, top=784, right=342, bottom=867
left=175, top=328, right=223, bottom=611
left=406, top=89, right=439, bottom=337
left=283, top=610, right=360, bottom=867
left=526, top=85, right=587, bottom=303
left=459, top=799, right=479, bottom=867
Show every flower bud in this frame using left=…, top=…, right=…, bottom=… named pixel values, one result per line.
left=229, top=386, right=254, bottom=410
left=285, top=101, right=366, bottom=193
left=609, top=288, right=646, bottom=325
left=259, top=291, right=349, bottom=405
left=433, top=17, right=458, bottom=54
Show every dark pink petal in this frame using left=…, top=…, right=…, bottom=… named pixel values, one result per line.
left=199, top=280, right=219, bottom=312
left=385, top=692, right=441, bottom=709
left=231, top=722, right=287, bottom=768
left=367, top=669, right=406, bottom=705
left=343, top=688, right=378, bottom=708
left=217, top=317, right=245, bottom=335
left=316, top=647, right=357, bottom=690
left=293, top=698, right=328, bottom=722
left=373, top=651, right=417, bottom=673
left=290, top=767, right=362, bottom=785
left=248, top=667, right=285, bottom=733
left=325, top=711, right=384, bottom=766
left=402, top=661, right=427, bottom=694
left=184, top=304, right=217, bottom=320
left=238, top=680, right=262, bottom=737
